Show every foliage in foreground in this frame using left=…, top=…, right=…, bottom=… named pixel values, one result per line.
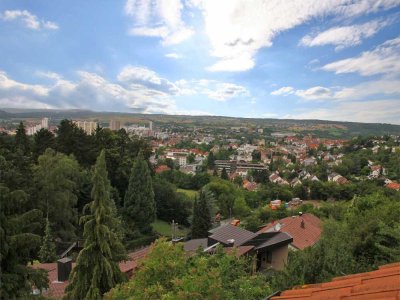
left=106, top=239, right=271, bottom=300
left=270, top=192, right=400, bottom=291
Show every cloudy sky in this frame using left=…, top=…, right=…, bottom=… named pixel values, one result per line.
left=0, top=0, right=399, bottom=124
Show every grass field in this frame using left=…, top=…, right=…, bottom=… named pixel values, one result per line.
left=151, top=219, right=189, bottom=237
left=177, top=188, right=198, bottom=200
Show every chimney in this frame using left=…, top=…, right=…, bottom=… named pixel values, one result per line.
left=226, top=239, right=235, bottom=247
left=57, top=257, right=72, bottom=282
left=301, top=220, right=305, bottom=228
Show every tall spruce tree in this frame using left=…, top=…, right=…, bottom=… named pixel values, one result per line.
left=64, top=150, right=126, bottom=300
left=123, top=151, right=155, bottom=234
left=191, top=190, right=212, bottom=238
left=15, top=121, right=30, bottom=155
left=39, top=217, right=57, bottom=263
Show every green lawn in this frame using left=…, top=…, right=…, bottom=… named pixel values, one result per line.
left=151, top=219, right=189, bottom=237
left=177, top=188, right=198, bottom=200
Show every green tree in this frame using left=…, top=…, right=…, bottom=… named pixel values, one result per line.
left=105, top=240, right=271, bottom=300
left=56, top=119, right=96, bottom=167
left=191, top=190, right=212, bottom=238
left=206, top=151, right=215, bottom=169
left=15, top=121, right=30, bottom=155
left=221, top=167, right=229, bottom=180
left=39, top=217, right=57, bottom=263
left=34, top=149, right=80, bottom=241
left=233, top=196, right=251, bottom=218
left=0, top=185, right=48, bottom=298
left=33, top=128, right=55, bottom=160
left=153, top=178, right=190, bottom=226
left=124, top=151, right=156, bottom=234
left=64, top=150, right=127, bottom=300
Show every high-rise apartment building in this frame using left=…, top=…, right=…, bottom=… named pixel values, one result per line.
left=74, top=121, right=97, bottom=135
left=110, top=120, right=121, bottom=131
left=41, top=117, right=49, bottom=129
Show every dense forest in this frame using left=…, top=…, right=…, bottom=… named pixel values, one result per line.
left=0, top=120, right=399, bottom=299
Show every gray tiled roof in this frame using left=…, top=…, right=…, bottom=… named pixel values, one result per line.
left=209, top=224, right=257, bottom=246
left=253, top=232, right=293, bottom=250
left=184, top=238, right=208, bottom=251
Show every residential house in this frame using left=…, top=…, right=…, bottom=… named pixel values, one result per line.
left=257, top=213, right=322, bottom=250
left=290, top=178, right=302, bottom=187
left=184, top=224, right=293, bottom=271
left=155, top=164, right=171, bottom=174
left=303, top=157, right=317, bottom=167
left=328, top=172, right=348, bottom=184
left=32, top=247, right=150, bottom=298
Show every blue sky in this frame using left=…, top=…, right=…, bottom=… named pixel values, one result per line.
left=0, top=0, right=399, bottom=124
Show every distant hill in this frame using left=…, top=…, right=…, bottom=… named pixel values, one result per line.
left=1, top=108, right=400, bottom=138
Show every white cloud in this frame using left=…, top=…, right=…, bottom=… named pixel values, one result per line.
left=176, top=79, right=249, bottom=101
left=0, top=67, right=249, bottom=113
left=334, top=78, right=400, bottom=100
left=190, top=0, right=400, bottom=72
left=0, top=69, right=178, bottom=113
left=322, top=37, right=400, bottom=76
left=1, top=10, right=58, bottom=30
left=125, top=0, right=194, bottom=45
left=165, top=52, right=182, bottom=59
left=300, top=19, right=392, bottom=51
left=272, top=77, right=400, bottom=102
left=270, top=86, right=294, bottom=96
left=295, top=86, right=334, bottom=100
left=287, top=99, right=400, bottom=124
left=207, top=83, right=249, bottom=101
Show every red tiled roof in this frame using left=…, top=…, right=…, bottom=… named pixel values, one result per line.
left=258, top=214, right=322, bottom=250
left=271, top=262, right=400, bottom=300
left=224, top=245, right=254, bottom=257
left=386, top=182, right=400, bottom=190
left=155, top=165, right=171, bottom=174
left=32, top=247, right=150, bottom=298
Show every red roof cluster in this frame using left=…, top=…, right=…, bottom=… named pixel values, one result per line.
left=271, top=262, right=400, bottom=300
left=258, top=213, right=322, bottom=250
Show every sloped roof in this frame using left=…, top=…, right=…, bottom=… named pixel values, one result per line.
left=209, top=224, right=257, bottom=247
left=224, top=245, right=255, bottom=257
left=184, top=238, right=208, bottom=252
left=32, top=247, right=150, bottom=299
left=258, top=213, right=322, bottom=250
left=253, top=232, right=293, bottom=250
left=155, top=165, right=171, bottom=173
left=386, top=182, right=400, bottom=190
left=270, top=262, right=400, bottom=300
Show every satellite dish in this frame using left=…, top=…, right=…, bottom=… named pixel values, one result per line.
left=274, top=223, right=281, bottom=231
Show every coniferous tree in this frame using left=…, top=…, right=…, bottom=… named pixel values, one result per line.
left=123, top=151, right=155, bottom=234
left=64, top=150, right=126, bottom=300
left=191, top=190, right=212, bottom=238
left=39, top=217, right=57, bottom=263
left=0, top=185, right=48, bottom=298
left=207, top=151, right=215, bottom=169
left=15, top=121, right=30, bottom=155
left=33, top=128, right=55, bottom=159
left=221, top=167, right=229, bottom=180
left=213, top=168, right=218, bottom=176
